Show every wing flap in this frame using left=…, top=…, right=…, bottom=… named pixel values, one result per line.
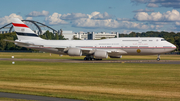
left=108, top=49, right=127, bottom=57
left=108, top=49, right=127, bottom=54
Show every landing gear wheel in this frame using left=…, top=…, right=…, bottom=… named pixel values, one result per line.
left=84, top=56, right=94, bottom=61
left=84, top=57, right=87, bottom=60
left=156, top=58, right=160, bottom=61
left=157, top=54, right=160, bottom=61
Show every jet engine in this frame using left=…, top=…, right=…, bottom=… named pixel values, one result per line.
left=68, top=48, right=82, bottom=56
left=94, top=50, right=108, bottom=59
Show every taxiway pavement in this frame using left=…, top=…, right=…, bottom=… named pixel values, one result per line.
left=0, top=92, right=82, bottom=101
left=0, top=58, right=180, bottom=64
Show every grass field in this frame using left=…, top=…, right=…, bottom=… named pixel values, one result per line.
left=0, top=53, right=180, bottom=101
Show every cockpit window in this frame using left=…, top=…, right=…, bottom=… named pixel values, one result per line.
left=161, top=39, right=166, bottom=41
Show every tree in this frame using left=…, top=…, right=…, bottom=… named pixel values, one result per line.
left=129, top=32, right=136, bottom=37
left=55, top=33, right=59, bottom=40
left=0, top=40, right=6, bottom=50
left=5, top=37, right=15, bottom=50
left=39, top=35, right=46, bottom=39
left=73, top=36, right=81, bottom=40
left=167, top=37, right=175, bottom=44
left=59, top=34, right=66, bottom=40
left=43, top=30, right=54, bottom=40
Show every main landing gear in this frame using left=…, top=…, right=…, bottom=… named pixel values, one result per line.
left=156, top=54, right=160, bottom=61
left=84, top=57, right=95, bottom=60
left=84, top=55, right=102, bottom=61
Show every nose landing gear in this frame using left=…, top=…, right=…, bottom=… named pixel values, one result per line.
left=156, top=54, right=160, bottom=61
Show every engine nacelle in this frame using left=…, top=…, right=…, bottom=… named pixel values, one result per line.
left=94, top=50, right=108, bottom=59
left=68, top=48, right=82, bottom=56
left=109, top=55, right=122, bottom=58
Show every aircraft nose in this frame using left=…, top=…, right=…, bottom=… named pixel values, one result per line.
left=172, top=44, right=176, bottom=49
left=171, top=44, right=176, bottom=50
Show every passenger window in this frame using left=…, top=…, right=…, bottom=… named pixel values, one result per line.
left=161, top=39, right=166, bottom=41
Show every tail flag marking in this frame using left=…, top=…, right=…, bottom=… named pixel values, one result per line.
left=12, top=23, right=29, bottom=28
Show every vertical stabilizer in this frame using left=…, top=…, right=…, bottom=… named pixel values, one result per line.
left=11, top=18, right=42, bottom=40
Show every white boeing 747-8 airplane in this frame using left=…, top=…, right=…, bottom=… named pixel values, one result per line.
left=6, top=18, right=176, bottom=61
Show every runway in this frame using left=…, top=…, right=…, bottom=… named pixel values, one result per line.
left=0, top=92, right=82, bottom=101
left=0, top=58, right=180, bottom=64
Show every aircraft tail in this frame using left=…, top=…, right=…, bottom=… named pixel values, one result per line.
left=11, top=18, right=42, bottom=40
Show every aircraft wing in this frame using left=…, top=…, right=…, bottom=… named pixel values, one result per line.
left=70, top=47, right=127, bottom=55
left=80, top=48, right=94, bottom=55
left=55, top=47, right=94, bottom=55
left=107, top=49, right=127, bottom=58
left=107, top=49, right=127, bottom=54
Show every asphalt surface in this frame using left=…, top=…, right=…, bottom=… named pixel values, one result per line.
left=0, top=58, right=180, bottom=64
left=0, top=92, right=82, bottom=101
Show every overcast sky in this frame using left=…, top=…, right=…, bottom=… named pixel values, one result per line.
left=1, top=0, right=180, bottom=33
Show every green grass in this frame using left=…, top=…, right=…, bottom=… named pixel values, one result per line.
left=0, top=52, right=74, bottom=59
left=0, top=52, right=180, bottom=60
left=0, top=60, right=180, bottom=101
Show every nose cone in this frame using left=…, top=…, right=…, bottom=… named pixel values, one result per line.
left=171, top=44, right=176, bottom=51
left=173, top=44, right=176, bottom=48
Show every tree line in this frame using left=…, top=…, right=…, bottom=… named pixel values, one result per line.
left=0, top=31, right=180, bottom=51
